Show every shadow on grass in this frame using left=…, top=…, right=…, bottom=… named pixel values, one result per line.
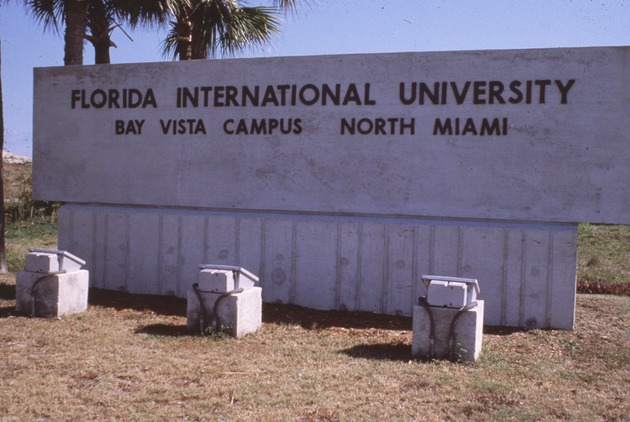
left=263, top=303, right=412, bottom=332
left=341, top=342, right=412, bottom=362
left=483, top=326, right=527, bottom=336
left=0, top=305, right=16, bottom=318
left=0, top=283, right=16, bottom=301
left=89, top=288, right=186, bottom=317
left=135, top=323, right=190, bottom=337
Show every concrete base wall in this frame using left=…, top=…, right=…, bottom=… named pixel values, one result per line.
left=59, top=204, right=578, bottom=329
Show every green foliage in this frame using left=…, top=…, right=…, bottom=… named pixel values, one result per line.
left=4, top=218, right=58, bottom=271
left=577, top=223, right=630, bottom=295
left=4, top=181, right=59, bottom=223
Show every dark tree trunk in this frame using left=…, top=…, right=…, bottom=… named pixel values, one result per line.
left=191, top=39, right=207, bottom=60
left=175, top=15, right=193, bottom=61
left=0, top=41, right=7, bottom=273
left=93, top=39, right=111, bottom=64
left=64, top=0, right=90, bottom=66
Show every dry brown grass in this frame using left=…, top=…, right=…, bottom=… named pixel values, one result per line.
left=0, top=277, right=628, bottom=421
left=3, top=161, right=32, bottom=201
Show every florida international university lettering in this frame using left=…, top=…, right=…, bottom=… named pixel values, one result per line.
left=69, top=78, right=576, bottom=138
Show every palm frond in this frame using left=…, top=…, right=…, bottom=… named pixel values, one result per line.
left=219, top=6, right=280, bottom=56
left=26, top=0, right=64, bottom=34
left=189, top=0, right=280, bottom=58
left=111, top=0, right=185, bottom=28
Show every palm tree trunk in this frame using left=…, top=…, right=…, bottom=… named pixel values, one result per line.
left=191, top=39, right=207, bottom=60
left=64, top=0, right=90, bottom=65
left=175, top=14, right=192, bottom=61
left=93, top=39, right=111, bottom=64
left=0, top=41, right=7, bottom=273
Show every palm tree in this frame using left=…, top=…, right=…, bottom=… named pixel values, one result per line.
left=25, top=0, right=166, bottom=65
left=25, top=0, right=88, bottom=65
left=164, top=0, right=282, bottom=60
left=63, top=0, right=89, bottom=65
left=26, top=0, right=300, bottom=64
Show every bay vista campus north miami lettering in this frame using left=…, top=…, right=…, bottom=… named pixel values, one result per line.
left=69, top=79, right=576, bottom=137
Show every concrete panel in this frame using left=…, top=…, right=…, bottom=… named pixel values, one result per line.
left=128, top=213, right=160, bottom=294
left=431, top=225, right=461, bottom=276
left=385, top=224, right=416, bottom=316
left=294, top=220, right=337, bottom=310
left=34, top=48, right=630, bottom=225
left=337, top=222, right=360, bottom=311
left=178, top=215, right=206, bottom=297
left=262, top=219, right=294, bottom=304
left=522, top=230, right=552, bottom=329
left=158, top=213, right=180, bottom=296
left=236, top=217, right=263, bottom=282
left=503, top=230, right=526, bottom=327
left=58, top=204, right=578, bottom=328
left=460, top=226, right=506, bottom=325
left=548, top=229, right=578, bottom=329
left=204, top=215, right=237, bottom=265
left=92, top=210, right=108, bottom=289
left=104, top=211, right=130, bottom=293
left=356, top=222, right=387, bottom=313
left=414, top=225, right=433, bottom=299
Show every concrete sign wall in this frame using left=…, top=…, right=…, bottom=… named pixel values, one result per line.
left=33, top=47, right=630, bottom=329
left=34, top=47, right=630, bottom=224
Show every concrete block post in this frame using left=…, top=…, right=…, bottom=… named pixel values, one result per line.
left=16, top=250, right=89, bottom=318
left=187, top=286, right=262, bottom=338
left=412, top=300, right=484, bottom=361
left=16, top=270, right=89, bottom=317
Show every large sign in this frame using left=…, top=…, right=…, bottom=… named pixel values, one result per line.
left=33, top=47, right=630, bottom=329
left=34, top=47, right=630, bottom=224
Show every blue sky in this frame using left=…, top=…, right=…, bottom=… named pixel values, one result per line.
left=2, top=0, right=630, bottom=157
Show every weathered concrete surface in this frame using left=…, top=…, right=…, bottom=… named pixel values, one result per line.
left=34, top=47, right=630, bottom=225
left=59, top=204, right=577, bottom=329
left=412, top=300, right=485, bottom=361
left=16, top=269, right=89, bottom=317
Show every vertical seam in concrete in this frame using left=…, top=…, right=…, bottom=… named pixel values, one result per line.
left=203, top=216, right=209, bottom=264
left=157, top=214, right=164, bottom=295
left=66, top=207, right=74, bottom=255
left=545, top=231, right=555, bottom=328
left=103, top=212, right=109, bottom=287
left=90, top=209, right=97, bottom=286
left=519, top=230, right=527, bottom=327
left=235, top=217, right=241, bottom=263
left=176, top=216, right=183, bottom=297
left=334, top=222, right=342, bottom=309
left=428, top=225, right=435, bottom=275
left=123, top=213, right=131, bottom=292
left=381, top=224, right=390, bottom=314
left=290, top=221, right=298, bottom=304
left=355, top=222, right=363, bottom=310
left=260, top=219, right=268, bottom=297
left=500, top=229, right=509, bottom=326
left=410, top=226, right=418, bottom=313
left=457, top=226, right=464, bottom=276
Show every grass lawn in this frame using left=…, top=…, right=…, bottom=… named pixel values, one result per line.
left=0, top=279, right=628, bottom=420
